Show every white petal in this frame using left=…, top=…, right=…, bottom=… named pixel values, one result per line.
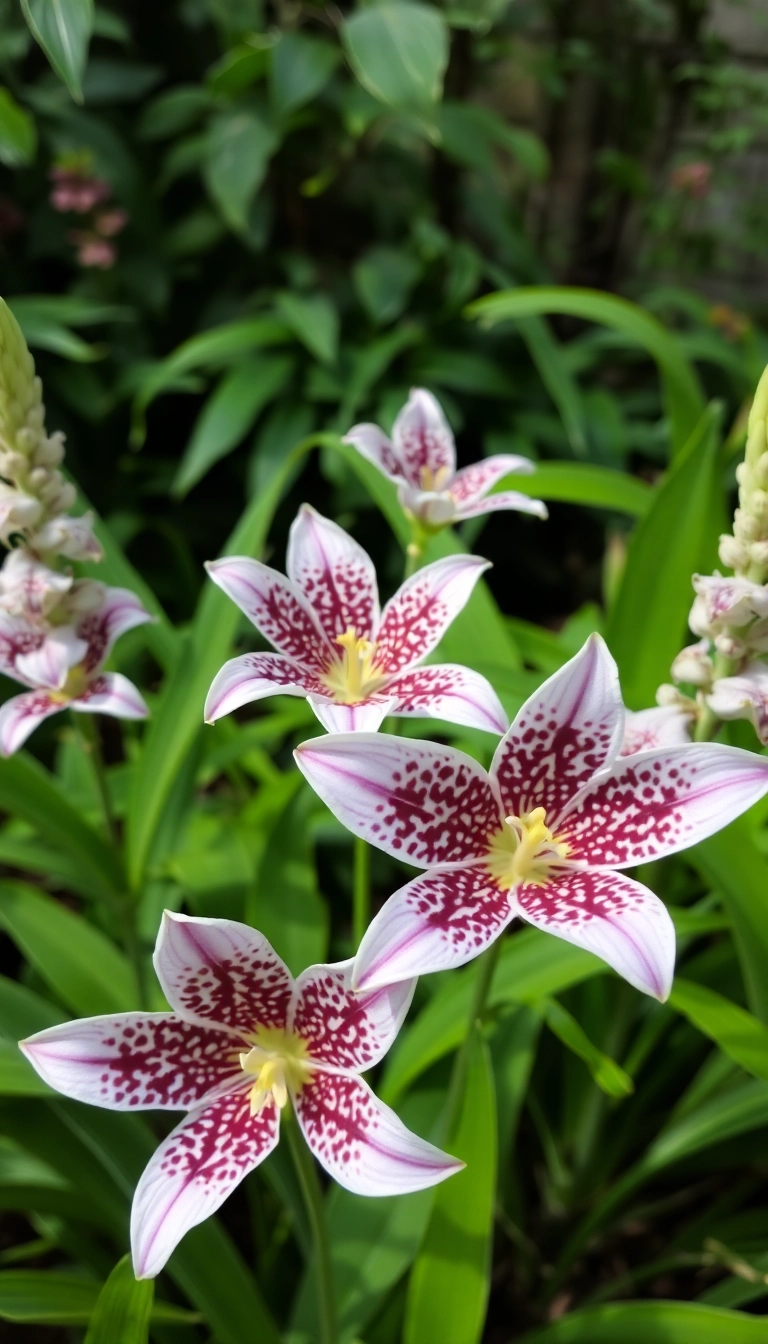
left=15, top=628, right=87, bottom=690
left=518, top=867, right=675, bottom=1000
left=0, top=689, right=64, bottom=755
left=287, top=504, right=379, bottom=643
left=205, top=556, right=331, bottom=670
left=450, top=454, right=536, bottom=506
left=621, top=705, right=694, bottom=756
left=342, top=423, right=403, bottom=481
left=293, top=1071, right=462, bottom=1196
left=376, top=555, right=490, bottom=674
left=204, top=652, right=326, bottom=723
left=131, top=1090, right=279, bottom=1278
left=308, top=695, right=395, bottom=733
left=452, top=490, right=548, bottom=522
left=391, top=388, right=456, bottom=489
left=19, top=1013, right=240, bottom=1110
left=389, top=663, right=508, bottom=734
left=291, top=958, right=415, bottom=1070
left=73, top=673, right=149, bottom=720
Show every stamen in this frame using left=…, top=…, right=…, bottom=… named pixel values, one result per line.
left=238, top=1028, right=313, bottom=1115
left=321, top=626, right=389, bottom=704
left=485, top=806, right=570, bottom=890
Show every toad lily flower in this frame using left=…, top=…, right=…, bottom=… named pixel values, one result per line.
left=344, top=388, right=547, bottom=532
left=0, top=583, right=150, bottom=754
left=295, top=635, right=768, bottom=1000
left=620, top=705, right=695, bottom=756
left=20, top=912, right=462, bottom=1278
left=205, top=504, right=507, bottom=734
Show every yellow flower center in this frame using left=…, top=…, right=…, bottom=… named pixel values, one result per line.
left=418, top=464, right=452, bottom=492
left=321, top=627, right=390, bottom=704
left=485, top=806, right=571, bottom=890
left=239, top=1025, right=314, bottom=1117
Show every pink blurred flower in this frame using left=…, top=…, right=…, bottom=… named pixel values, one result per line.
left=670, top=161, right=711, bottom=199
left=95, top=209, right=128, bottom=238
left=49, top=166, right=111, bottom=215
left=68, top=232, right=117, bottom=270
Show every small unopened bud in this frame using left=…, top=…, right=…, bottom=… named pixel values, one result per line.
left=672, top=639, right=714, bottom=687
left=736, top=462, right=750, bottom=487
left=756, top=454, right=768, bottom=489
left=735, top=508, right=762, bottom=542
left=27, top=467, right=49, bottom=492
left=747, top=488, right=768, bottom=521
left=15, top=427, right=38, bottom=455
left=657, top=683, right=685, bottom=706
left=34, top=432, right=65, bottom=467
left=750, top=540, right=768, bottom=568
left=715, top=632, right=746, bottom=659
left=718, top=534, right=749, bottom=571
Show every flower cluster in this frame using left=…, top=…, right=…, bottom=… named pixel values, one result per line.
left=49, top=154, right=127, bottom=270
left=635, top=365, right=768, bottom=747
left=0, top=301, right=150, bottom=754
left=20, top=369, right=768, bottom=1284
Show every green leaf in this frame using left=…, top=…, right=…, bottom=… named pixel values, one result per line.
left=502, top=461, right=651, bottom=517
left=516, top=316, right=586, bottom=455
left=270, top=32, right=340, bottom=116
left=275, top=291, right=339, bottom=365
left=648, top=1079, right=768, bottom=1170
left=670, top=978, right=768, bottom=1082
left=172, top=354, right=295, bottom=497
left=604, top=403, right=721, bottom=708
left=0, top=1041, right=51, bottom=1096
left=84, top=1256, right=152, bottom=1344
left=382, top=930, right=602, bottom=1105
left=20, top=0, right=93, bottom=102
left=353, top=246, right=422, bottom=326
left=207, top=42, right=272, bottom=96
left=543, top=998, right=634, bottom=1097
left=0, top=89, right=36, bottom=167
left=0, top=753, right=123, bottom=899
left=130, top=315, right=292, bottom=445
left=125, top=446, right=309, bottom=891
left=0, top=1268, right=195, bottom=1327
left=342, top=2, right=449, bottom=115
left=404, top=1029, right=496, bottom=1344
left=204, top=109, right=278, bottom=233
left=0, top=881, right=137, bottom=1016
left=520, top=1301, right=768, bottom=1343
left=468, top=286, right=706, bottom=456
left=691, top=821, right=768, bottom=1023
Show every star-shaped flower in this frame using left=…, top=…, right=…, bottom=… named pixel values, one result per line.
left=295, top=636, right=768, bottom=1000
left=0, top=582, right=150, bottom=754
left=204, top=504, right=507, bottom=734
left=344, top=388, right=547, bottom=529
left=20, top=913, right=461, bottom=1278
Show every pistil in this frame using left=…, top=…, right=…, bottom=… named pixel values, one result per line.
left=485, top=806, right=570, bottom=890
left=321, top=626, right=389, bottom=704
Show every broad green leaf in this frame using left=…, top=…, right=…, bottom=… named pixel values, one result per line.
left=207, top=41, right=272, bottom=96
left=172, top=354, right=295, bottom=496
left=501, top=461, right=651, bottom=517
left=521, top=1301, right=768, bottom=1343
left=0, top=882, right=137, bottom=1016
left=0, top=1041, right=51, bottom=1095
left=126, top=445, right=310, bottom=890
left=84, top=1255, right=152, bottom=1344
left=130, top=315, right=292, bottom=444
left=204, top=109, right=278, bottom=233
left=21, top=0, right=93, bottom=101
left=0, top=88, right=36, bottom=167
left=0, top=753, right=123, bottom=899
left=543, top=998, right=633, bottom=1097
left=605, top=403, right=721, bottom=708
left=382, top=930, right=602, bottom=1105
left=276, top=291, right=339, bottom=365
left=647, top=1079, right=768, bottom=1171
left=0, top=973, right=65, bottom=1038
left=0, top=1268, right=195, bottom=1327
left=137, top=85, right=211, bottom=139
left=670, top=978, right=768, bottom=1082
left=270, top=32, right=340, bottom=116
left=404, top=1030, right=496, bottom=1344
left=342, top=3, right=449, bottom=115
left=468, top=286, right=706, bottom=456
left=692, top=822, right=768, bottom=1023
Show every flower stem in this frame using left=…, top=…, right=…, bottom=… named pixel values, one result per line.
left=73, top=711, right=120, bottom=849
left=442, top=938, right=502, bottom=1141
left=404, top=545, right=421, bottom=580
left=352, top=836, right=370, bottom=948
left=284, top=1110, right=336, bottom=1344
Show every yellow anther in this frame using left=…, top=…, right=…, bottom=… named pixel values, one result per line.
left=321, top=626, right=389, bottom=704
left=485, top=806, right=570, bottom=891
left=238, top=1027, right=313, bottom=1116
left=418, top=464, right=451, bottom=492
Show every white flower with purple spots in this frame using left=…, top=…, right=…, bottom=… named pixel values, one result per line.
left=20, top=912, right=461, bottom=1278
left=204, top=504, right=507, bottom=735
left=295, top=635, right=768, bottom=1001
left=344, top=387, right=547, bottom=529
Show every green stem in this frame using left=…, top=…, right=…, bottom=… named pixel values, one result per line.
left=284, top=1110, right=336, bottom=1344
left=404, top=545, right=421, bottom=580
left=442, top=938, right=502, bottom=1141
left=352, top=836, right=370, bottom=949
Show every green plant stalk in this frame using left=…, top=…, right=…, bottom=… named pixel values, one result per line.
left=352, top=835, right=370, bottom=948
left=283, top=1108, right=337, bottom=1344
left=441, top=938, right=502, bottom=1142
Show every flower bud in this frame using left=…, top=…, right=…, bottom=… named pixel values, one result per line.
left=735, top=508, right=762, bottom=542
left=718, top=534, right=748, bottom=571
left=34, top=432, right=65, bottom=467
left=714, top=632, right=747, bottom=659
left=671, top=639, right=714, bottom=687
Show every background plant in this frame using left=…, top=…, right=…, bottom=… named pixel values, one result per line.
left=0, top=0, right=767, bottom=1341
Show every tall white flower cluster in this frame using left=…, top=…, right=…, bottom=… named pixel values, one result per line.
left=639, top=364, right=768, bottom=748
left=0, top=300, right=150, bottom=756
